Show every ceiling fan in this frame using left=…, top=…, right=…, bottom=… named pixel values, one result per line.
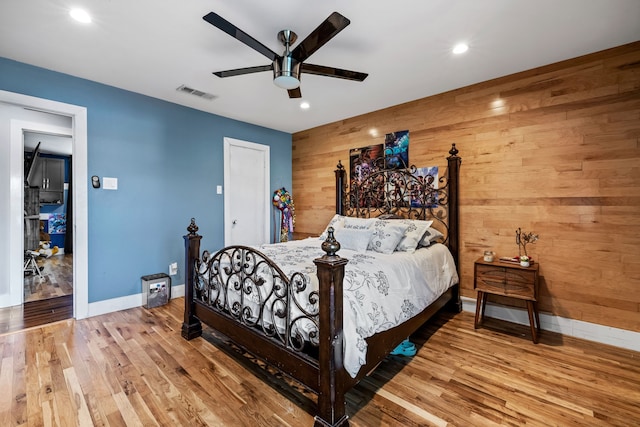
left=203, top=11, right=368, bottom=98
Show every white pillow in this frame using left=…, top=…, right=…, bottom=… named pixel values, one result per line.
left=368, top=220, right=410, bottom=254
left=333, top=227, right=374, bottom=252
left=419, top=227, right=445, bottom=246
left=343, top=216, right=376, bottom=230
left=319, top=214, right=345, bottom=239
left=395, top=219, right=434, bottom=253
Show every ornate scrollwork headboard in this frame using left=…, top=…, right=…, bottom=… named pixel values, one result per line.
left=334, top=144, right=461, bottom=263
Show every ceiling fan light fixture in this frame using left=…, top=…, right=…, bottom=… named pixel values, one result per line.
left=273, top=56, right=301, bottom=90
left=274, top=75, right=300, bottom=90
left=273, top=56, right=301, bottom=89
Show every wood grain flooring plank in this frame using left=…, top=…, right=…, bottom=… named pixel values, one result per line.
left=62, top=367, right=93, bottom=426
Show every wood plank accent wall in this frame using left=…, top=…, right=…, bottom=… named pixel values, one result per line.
left=292, top=42, right=640, bottom=333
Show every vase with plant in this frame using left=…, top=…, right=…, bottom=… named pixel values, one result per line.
left=516, top=227, right=539, bottom=258
left=520, top=255, right=531, bottom=267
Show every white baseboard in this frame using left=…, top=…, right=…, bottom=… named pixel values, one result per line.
left=462, top=297, right=640, bottom=352
left=87, top=284, right=185, bottom=318
left=85, top=291, right=639, bottom=353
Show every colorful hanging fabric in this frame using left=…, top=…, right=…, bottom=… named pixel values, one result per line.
left=272, top=187, right=295, bottom=242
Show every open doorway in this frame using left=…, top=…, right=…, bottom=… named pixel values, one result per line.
left=22, top=131, right=74, bottom=325
left=0, top=90, right=88, bottom=334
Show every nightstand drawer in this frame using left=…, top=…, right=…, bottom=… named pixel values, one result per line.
left=505, top=270, right=536, bottom=298
left=474, top=265, right=506, bottom=293
left=474, top=262, right=537, bottom=300
left=475, top=276, right=506, bottom=294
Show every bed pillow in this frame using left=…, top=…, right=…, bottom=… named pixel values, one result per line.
left=333, top=227, right=374, bottom=252
left=343, top=216, right=376, bottom=230
left=419, top=227, right=445, bottom=247
left=395, top=219, right=434, bottom=253
left=368, top=220, right=410, bottom=254
left=319, top=214, right=345, bottom=239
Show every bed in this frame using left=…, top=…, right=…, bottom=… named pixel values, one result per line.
left=181, top=144, right=462, bottom=426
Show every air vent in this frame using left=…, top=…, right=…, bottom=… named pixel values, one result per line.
left=176, top=85, right=217, bottom=100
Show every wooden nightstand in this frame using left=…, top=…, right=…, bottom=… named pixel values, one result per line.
left=474, top=257, right=540, bottom=343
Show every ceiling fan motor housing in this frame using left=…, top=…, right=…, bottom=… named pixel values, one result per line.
left=273, top=30, right=300, bottom=89
left=273, top=56, right=301, bottom=89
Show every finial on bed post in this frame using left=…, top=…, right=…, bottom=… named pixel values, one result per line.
left=335, top=161, right=345, bottom=215
left=314, top=227, right=349, bottom=427
left=182, top=218, right=203, bottom=340
left=449, top=143, right=459, bottom=158
left=321, top=227, right=341, bottom=257
left=187, top=217, right=199, bottom=236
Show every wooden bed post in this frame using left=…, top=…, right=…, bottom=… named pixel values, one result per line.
left=314, top=228, right=349, bottom=427
left=447, top=144, right=462, bottom=311
left=182, top=218, right=203, bottom=340
left=335, top=161, right=345, bottom=215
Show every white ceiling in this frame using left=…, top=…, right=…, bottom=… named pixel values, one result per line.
left=1, top=1, right=639, bottom=134
left=24, top=131, right=72, bottom=156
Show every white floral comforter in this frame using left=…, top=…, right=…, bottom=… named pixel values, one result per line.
left=256, top=238, right=459, bottom=378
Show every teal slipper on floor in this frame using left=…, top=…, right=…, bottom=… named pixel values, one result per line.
left=390, top=339, right=417, bottom=356
left=398, top=339, right=413, bottom=348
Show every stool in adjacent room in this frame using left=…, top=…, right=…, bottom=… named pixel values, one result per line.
left=24, top=250, right=44, bottom=279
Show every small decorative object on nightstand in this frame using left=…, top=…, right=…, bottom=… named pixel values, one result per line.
left=516, top=227, right=539, bottom=258
left=483, top=250, right=495, bottom=262
left=474, top=257, right=540, bottom=343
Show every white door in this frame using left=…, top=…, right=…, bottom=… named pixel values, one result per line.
left=223, top=137, right=270, bottom=246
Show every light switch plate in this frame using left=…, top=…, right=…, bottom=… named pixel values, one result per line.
left=103, top=177, right=118, bottom=190
left=216, top=185, right=223, bottom=194
left=169, top=262, right=178, bottom=276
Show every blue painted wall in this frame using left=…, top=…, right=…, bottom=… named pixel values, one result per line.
left=1, top=57, right=292, bottom=303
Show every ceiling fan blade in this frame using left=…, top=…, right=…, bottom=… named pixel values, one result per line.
left=213, top=65, right=273, bottom=78
left=302, top=63, right=368, bottom=81
left=288, top=87, right=302, bottom=98
left=203, top=12, right=278, bottom=61
left=291, top=12, right=350, bottom=62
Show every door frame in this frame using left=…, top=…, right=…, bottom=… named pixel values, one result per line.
left=223, top=137, right=270, bottom=246
left=2, top=90, right=89, bottom=319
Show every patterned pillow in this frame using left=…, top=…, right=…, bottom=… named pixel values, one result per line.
left=419, top=227, right=445, bottom=247
left=333, top=227, right=374, bottom=252
left=343, top=216, right=376, bottom=230
left=395, top=219, right=434, bottom=253
left=319, top=214, right=345, bottom=239
left=368, top=220, right=410, bottom=254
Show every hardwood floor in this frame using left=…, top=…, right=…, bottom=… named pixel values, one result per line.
left=24, top=253, right=73, bottom=302
left=0, top=299, right=638, bottom=426
left=0, top=295, right=73, bottom=334
left=1, top=253, right=76, bottom=333
left=0, top=254, right=73, bottom=334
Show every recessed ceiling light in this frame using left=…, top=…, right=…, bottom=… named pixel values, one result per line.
left=70, top=8, right=92, bottom=24
left=452, top=43, right=469, bottom=54
left=300, top=101, right=310, bottom=110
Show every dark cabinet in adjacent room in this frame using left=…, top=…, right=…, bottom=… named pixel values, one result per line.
left=24, top=186, right=40, bottom=251
left=30, top=157, right=64, bottom=204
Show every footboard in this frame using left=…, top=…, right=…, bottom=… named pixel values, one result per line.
left=182, top=219, right=350, bottom=427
